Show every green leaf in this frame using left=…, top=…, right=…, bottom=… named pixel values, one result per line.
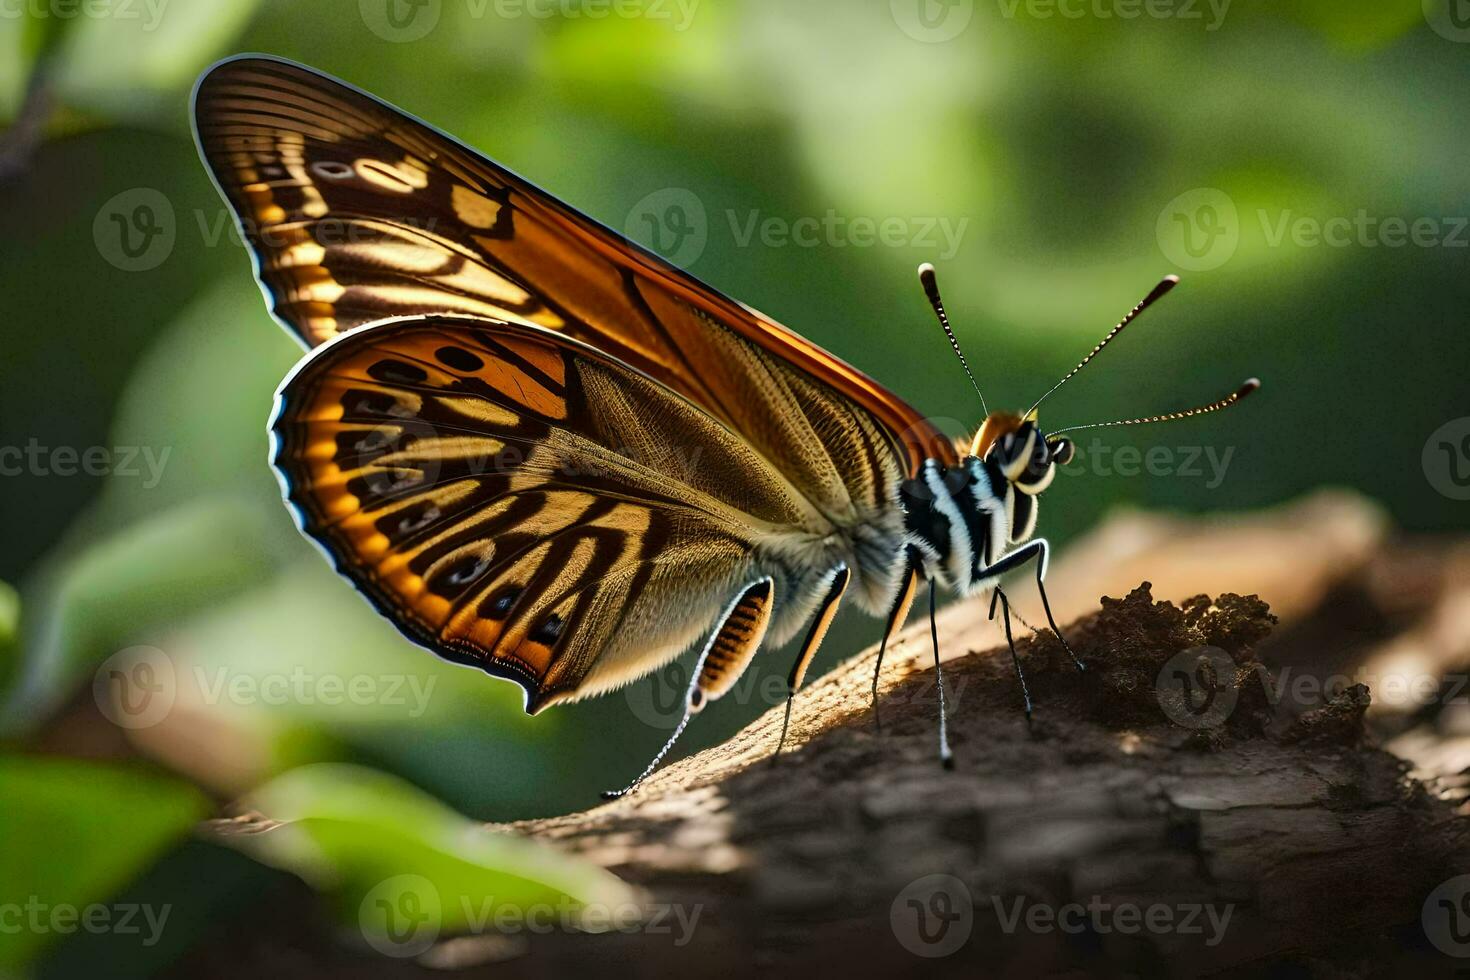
left=219, top=764, right=636, bottom=954
left=0, top=756, right=208, bottom=971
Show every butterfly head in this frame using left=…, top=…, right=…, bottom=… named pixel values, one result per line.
left=967, top=410, right=1073, bottom=496
left=917, top=262, right=1258, bottom=501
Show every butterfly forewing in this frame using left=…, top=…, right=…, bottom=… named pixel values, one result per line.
left=193, top=56, right=956, bottom=479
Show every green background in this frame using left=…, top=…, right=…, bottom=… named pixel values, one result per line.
left=0, top=0, right=1466, bottom=974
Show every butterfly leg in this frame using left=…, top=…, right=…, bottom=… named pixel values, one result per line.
left=991, top=587, right=1034, bottom=724
left=602, top=578, right=775, bottom=800
left=973, top=538, right=1084, bottom=671
left=928, top=580, right=955, bottom=769
left=773, top=566, right=851, bottom=764
left=871, top=547, right=923, bottom=731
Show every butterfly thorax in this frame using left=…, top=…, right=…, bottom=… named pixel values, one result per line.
left=893, top=455, right=999, bottom=593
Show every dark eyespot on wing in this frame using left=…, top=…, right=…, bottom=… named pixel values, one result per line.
left=484, top=586, right=523, bottom=619
left=530, top=614, right=564, bottom=645
left=428, top=553, right=489, bottom=598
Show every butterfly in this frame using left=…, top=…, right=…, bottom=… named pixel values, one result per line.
left=193, top=55, right=1259, bottom=796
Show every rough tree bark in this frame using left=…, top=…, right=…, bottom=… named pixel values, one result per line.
left=175, top=492, right=1470, bottom=977
left=468, top=492, right=1470, bottom=978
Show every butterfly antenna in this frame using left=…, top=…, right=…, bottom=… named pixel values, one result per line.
left=1026, top=275, right=1180, bottom=418
left=1049, top=378, right=1260, bottom=436
left=919, top=263, right=987, bottom=416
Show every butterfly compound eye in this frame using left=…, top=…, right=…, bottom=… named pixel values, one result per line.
left=1049, top=438, right=1075, bottom=465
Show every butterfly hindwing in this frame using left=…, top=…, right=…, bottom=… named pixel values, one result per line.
left=270, top=313, right=858, bottom=711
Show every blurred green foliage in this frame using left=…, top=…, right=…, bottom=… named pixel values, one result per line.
left=0, top=756, right=208, bottom=970
left=223, top=764, right=635, bottom=933
left=0, top=0, right=1466, bottom=974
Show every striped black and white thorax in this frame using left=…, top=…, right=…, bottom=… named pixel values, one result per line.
left=900, top=457, right=1018, bottom=594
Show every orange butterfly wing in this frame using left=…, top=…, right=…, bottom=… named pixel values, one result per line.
left=192, top=55, right=958, bottom=478
left=271, top=314, right=839, bottom=711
